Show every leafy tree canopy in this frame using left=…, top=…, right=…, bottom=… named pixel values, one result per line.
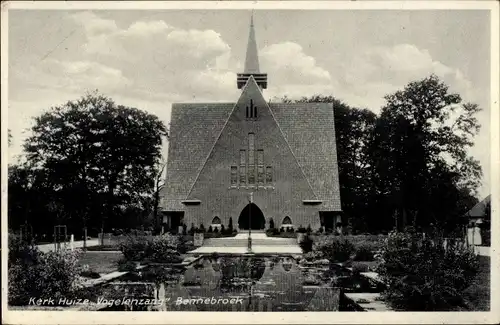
left=21, top=91, right=167, bottom=232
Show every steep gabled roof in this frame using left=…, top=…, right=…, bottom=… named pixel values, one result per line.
left=162, top=99, right=342, bottom=211
left=271, top=103, right=341, bottom=210
left=162, top=103, right=234, bottom=211
left=466, top=195, right=491, bottom=219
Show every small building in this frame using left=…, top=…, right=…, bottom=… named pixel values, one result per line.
left=160, top=14, right=342, bottom=232
left=465, top=195, right=491, bottom=246
left=465, top=195, right=491, bottom=225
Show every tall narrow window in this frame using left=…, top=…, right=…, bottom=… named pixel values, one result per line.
left=248, top=165, right=255, bottom=184
left=248, top=133, right=255, bottom=156
left=266, top=166, right=272, bottom=183
left=231, top=166, right=237, bottom=185
left=240, top=149, right=246, bottom=165
left=248, top=133, right=255, bottom=184
left=246, top=99, right=257, bottom=119
left=239, top=150, right=246, bottom=185
left=240, top=166, right=246, bottom=185
left=257, top=150, right=264, bottom=184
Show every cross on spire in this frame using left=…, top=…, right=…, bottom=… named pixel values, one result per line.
left=244, top=12, right=260, bottom=74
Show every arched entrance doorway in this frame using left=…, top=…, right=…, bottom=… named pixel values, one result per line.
left=238, top=203, right=266, bottom=230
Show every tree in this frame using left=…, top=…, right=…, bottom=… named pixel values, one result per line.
left=152, top=160, right=167, bottom=229
left=369, top=75, right=482, bottom=231
left=23, top=91, right=167, bottom=233
left=8, top=163, right=63, bottom=238
left=8, top=164, right=33, bottom=230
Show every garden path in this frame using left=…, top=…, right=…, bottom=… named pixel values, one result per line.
left=190, top=233, right=302, bottom=254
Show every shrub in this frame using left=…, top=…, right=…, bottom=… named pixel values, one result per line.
left=299, top=234, right=314, bottom=253
left=119, top=235, right=149, bottom=261
left=207, top=225, right=213, bottom=233
left=306, top=224, right=312, bottom=234
left=353, top=244, right=375, bottom=261
left=280, top=226, right=285, bottom=233
left=199, top=224, right=206, bottom=233
left=297, top=225, right=307, bottom=233
left=119, top=234, right=185, bottom=263
left=189, top=223, right=195, bottom=235
left=178, top=235, right=194, bottom=254
left=220, top=224, right=225, bottom=234
left=213, top=226, right=219, bottom=233
left=80, top=270, right=101, bottom=279
left=376, top=230, right=480, bottom=311
left=269, top=218, right=275, bottom=229
left=303, top=251, right=323, bottom=261
left=266, top=228, right=279, bottom=236
left=287, top=231, right=301, bottom=238
left=221, top=227, right=232, bottom=236
left=117, top=258, right=137, bottom=272
left=8, top=238, right=82, bottom=305
left=228, top=217, right=234, bottom=232
left=312, top=235, right=355, bottom=263
left=351, top=262, right=369, bottom=274
left=182, top=223, right=187, bottom=235
left=146, top=234, right=182, bottom=263
left=8, top=234, right=41, bottom=265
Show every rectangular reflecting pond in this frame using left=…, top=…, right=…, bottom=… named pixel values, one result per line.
left=92, top=255, right=384, bottom=311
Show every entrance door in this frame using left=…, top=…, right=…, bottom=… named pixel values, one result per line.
left=321, top=211, right=340, bottom=232
left=238, top=203, right=266, bottom=230
left=169, top=212, right=184, bottom=234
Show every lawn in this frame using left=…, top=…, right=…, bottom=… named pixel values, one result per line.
left=463, top=255, right=490, bottom=311
left=85, top=244, right=121, bottom=251
left=78, top=251, right=124, bottom=275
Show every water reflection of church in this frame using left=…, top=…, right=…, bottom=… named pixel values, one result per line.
left=158, top=257, right=340, bottom=312
left=160, top=14, right=342, bottom=233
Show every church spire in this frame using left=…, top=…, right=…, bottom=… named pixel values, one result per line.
left=237, top=12, right=267, bottom=90
left=244, top=13, right=260, bottom=74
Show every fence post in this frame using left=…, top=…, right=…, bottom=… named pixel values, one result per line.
left=472, top=224, right=475, bottom=249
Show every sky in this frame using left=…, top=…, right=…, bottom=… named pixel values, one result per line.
left=7, top=9, right=492, bottom=198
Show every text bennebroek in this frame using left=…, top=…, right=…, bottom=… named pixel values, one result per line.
left=175, top=297, right=244, bottom=306
left=28, top=296, right=245, bottom=307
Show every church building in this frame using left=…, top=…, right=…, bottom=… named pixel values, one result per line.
left=160, top=15, right=342, bottom=232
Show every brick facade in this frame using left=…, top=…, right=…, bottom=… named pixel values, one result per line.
left=161, top=77, right=342, bottom=231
